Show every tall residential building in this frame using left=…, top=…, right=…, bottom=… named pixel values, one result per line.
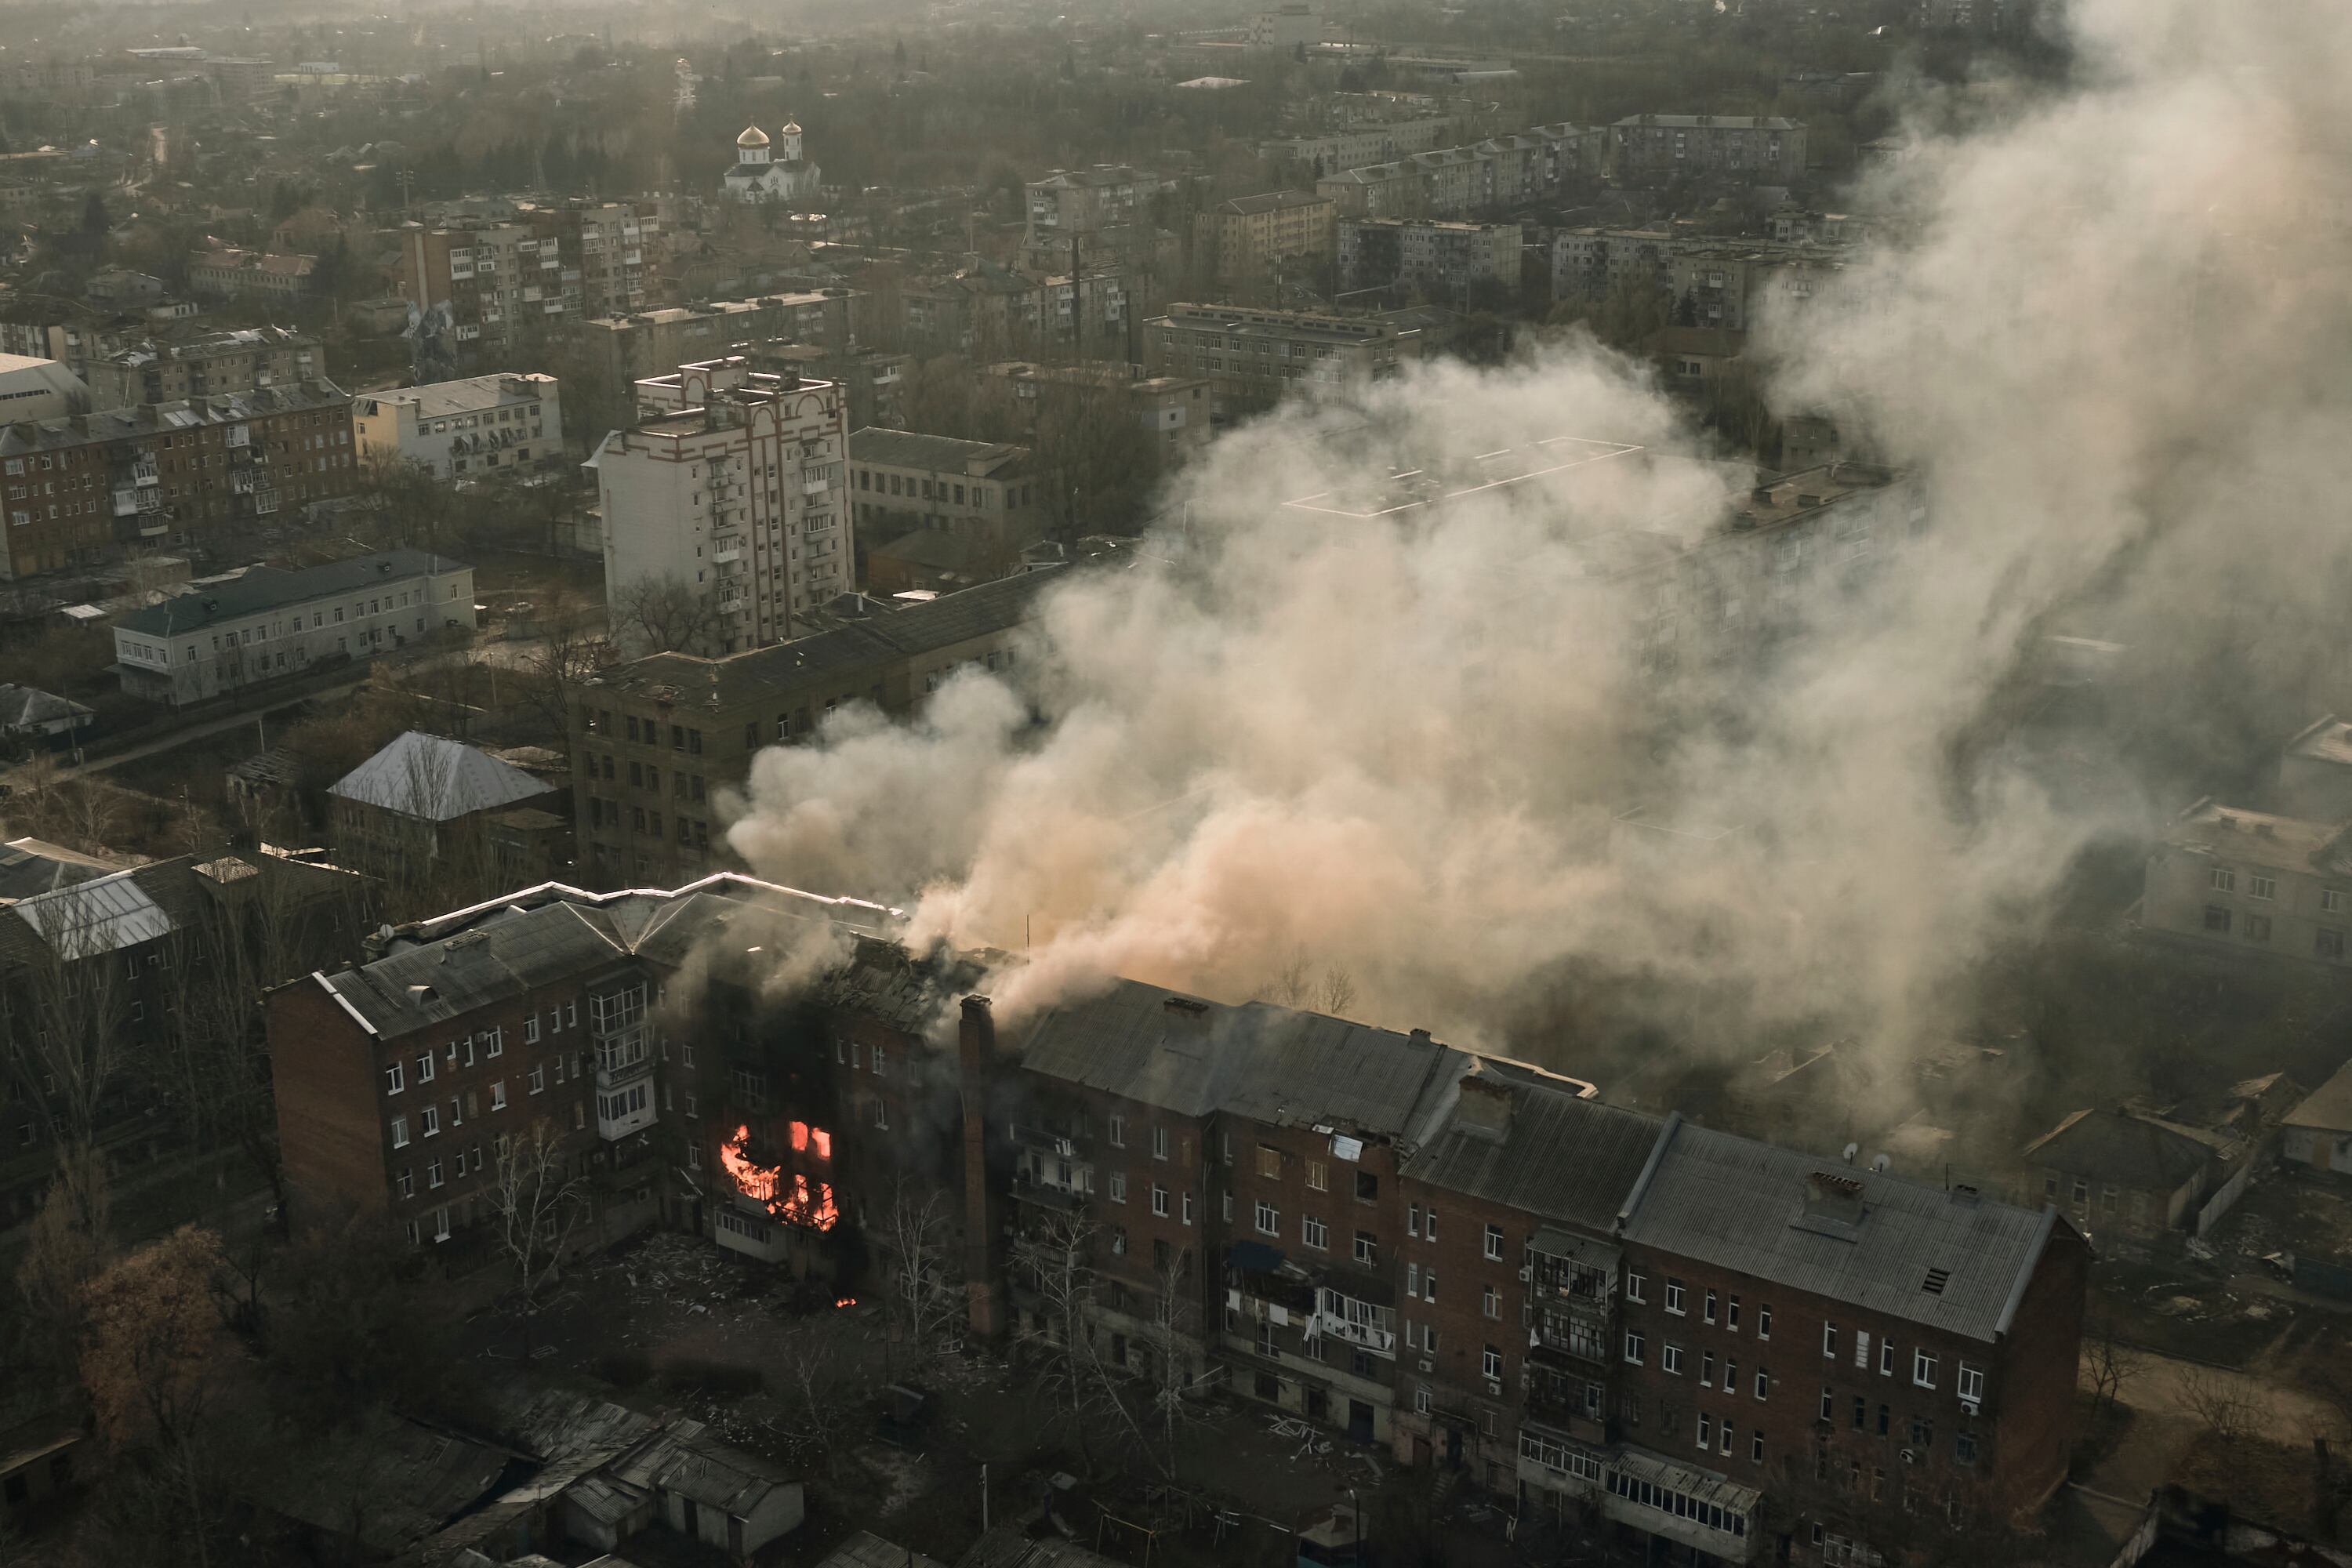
left=85, top=328, right=325, bottom=412
left=1338, top=218, right=1523, bottom=298
left=1609, top=114, right=1807, bottom=184
left=586, top=361, right=851, bottom=656
left=352, top=373, right=562, bottom=481
left=1193, top=191, right=1339, bottom=290
left=528, top=201, right=655, bottom=320
left=1143, top=302, right=1424, bottom=417
left=388, top=219, right=587, bottom=365
left=0, top=380, right=355, bottom=580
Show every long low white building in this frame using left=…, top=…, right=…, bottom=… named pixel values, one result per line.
left=112, top=547, right=474, bottom=705
left=352, top=372, right=561, bottom=481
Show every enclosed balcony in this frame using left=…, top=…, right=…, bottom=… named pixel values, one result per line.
left=588, top=983, right=652, bottom=1091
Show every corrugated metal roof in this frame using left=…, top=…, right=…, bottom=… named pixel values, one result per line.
left=329, top=731, right=557, bottom=822
left=822, top=1530, right=949, bottom=1568
left=1620, top=1122, right=2060, bottom=1344
left=9, top=868, right=175, bottom=955
left=1012, top=979, right=1465, bottom=1137
left=1400, top=1063, right=1665, bottom=1234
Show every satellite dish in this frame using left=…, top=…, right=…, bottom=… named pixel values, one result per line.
left=1842, top=1142, right=1859, bottom=1163
left=1871, top=1153, right=1892, bottom=1174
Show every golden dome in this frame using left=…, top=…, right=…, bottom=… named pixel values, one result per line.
left=736, top=125, right=771, bottom=148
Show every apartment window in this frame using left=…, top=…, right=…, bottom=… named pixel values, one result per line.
left=1697, top=1414, right=1713, bottom=1450
left=1306, top=1159, right=1327, bottom=1191
left=1751, top=1429, right=1765, bottom=1465
left=1823, top=1322, right=1838, bottom=1358
left=420, top=1106, right=440, bottom=1137
left=1354, top=1231, right=1377, bottom=1267
left=1356, top=1170, right=1378, bottom=1203
left=1754, top=1368, right=1769, bottom=1400
left=1821, top=1388, right=1836, bottom=1422
left=1255, top=1200, right=1279, bottom=1235
left=1483, top=1346, right=1504, bottom=1382
left=1958, top=1363, right=1984, bottom=1404
left=1627, top=1272, right=1647, bottom=1304
left=2203, top=903, right=2232, bottom=931
left=1624, top=1330, right=1646, bottom=1365
left=2209, top=867, right=2235, bottom=892
left=427, top=1158, right=445, bottom=1189
left=1303, top=1214, right=1327, bottom=1249
left=384, top=1062, right=405, bottom=1095
left=1701, top=1351, right=1715, bottom=1386
left=1257, top=1145, right=1282, bottom=1178
left=2325, top=889, right=2347, bottom=914
left=1483, top=1223, right=1504, bottom=1261
left=1108, top=1114, right=1127, bottom=1147
left=529, top=1066, right=545, bottom=1094
left=1423, top=1271, right=1436, bottom=1304
left=524, top=1015, right=540, bottom=1044
left=491, top=1080, right=507, bottom=1111
left=1662, top=1344, right=1684, bottom=1376
left=1854, top=1395, right=1867, bottom=1429
left=1408, top=1203, right=1421, bottom=1236
left=1665, top=1279, right=1686, bottom=1316
left=2251, top=875, right=2276, bottom=900
left=1727, top=1295, right=1740, bottom=1331
left=416, top=1053, right=435, bottom=1084
left=1109, top=1171, right=1127, bottom=1203
left=2248, top=914, right=2273, bottom=942
left=1880, top=1339, right=1895, bottom=1377
left=2323, top=928, right=2347, bottom=960
left=1483, top=1283, right=1501, bottom=1319
left=1152, top=1185, right=1171, bottom=1218
left=1423, top=1208, right=1436, bottom=1242
left=1856, top=1330, right=1871, bottom=1369
left=1914, top=1349, right=1938, bottom=1388
left=873, top=1100, right=890, bottom=1131
left=390, top=1116, right=409, bottom=1148
left=1152, top=1126, right=1169, bottom=1160
left=1704, top=1289, right=1719, bottom=1324
left=685, top=1093, right=697, bottom=1120
left=395, top=1168, right=414, bottom=1199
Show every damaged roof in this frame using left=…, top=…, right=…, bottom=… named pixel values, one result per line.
left=1400, top=1060, right=1664, bottom=1234
left=1620, top=1119, right=2067, bottom=1345
left=2023, top=1109, right=2223, bottom=1189
left=311, top=876, right=901, bottom=1038
left=606, top=1417, right=794, bottom=1518
left=1012, top=978, right=1467, bottom=1138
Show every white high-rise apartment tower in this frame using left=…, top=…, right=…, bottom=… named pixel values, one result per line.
left=587, top=358, right=852, bottom=655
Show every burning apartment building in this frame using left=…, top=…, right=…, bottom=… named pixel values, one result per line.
left=269, top=877, right=2085, bottom=1566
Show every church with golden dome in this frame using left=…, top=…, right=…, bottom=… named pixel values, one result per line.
left=723, top=122, right=821, bottom=204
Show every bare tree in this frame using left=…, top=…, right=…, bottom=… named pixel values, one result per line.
left=2179, top=1365, right=2261, bottom=1446
left=490, top=1119, right=591, bottom=1352
left=10, top=905, right=132, bottom=1160
left=880, top=1178, right=960, bottom=1372
left=608, top=572, right=725, bottom=657
left=508, top=585, right=610, bottom=742
left=13, top=1145, right=110, bottom=1377
left=2084, top=1316, right=2142, bottom=1415
left=1317, top=966, right=1358, bottom=1018
left=768, top=1343, right=861, bottom=1480
left=1011, top=1207, right=1113, bottom=1436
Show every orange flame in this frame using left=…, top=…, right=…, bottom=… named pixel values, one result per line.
left=834, top=1295, right=858, bottom=1308
left=717, top=1124, right=838, bottom=1232
left=811, top=1127, right=832, bottom=1160
left=789, top=1120, right=808, bottom=1152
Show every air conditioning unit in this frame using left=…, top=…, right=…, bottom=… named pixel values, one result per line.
left=1899, top=1448, right=1916, bottom=1466
left=1486, top=1379, right=1504, bottom=1396
left=1959, top=1398, right=1979, bottom=1417
left=1419, top=1358, right=1435, bottom=1374
left=1517, top=1266, right=1531, bottom=1282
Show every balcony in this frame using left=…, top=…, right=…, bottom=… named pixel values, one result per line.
left=112, top=488, right=139, bottom=517
left=224, top=423, right=249, bottom=448
left=137, top=519, right=169, bottom=538
left=231, top=470, right=258, bottom=495
left=252, top=491, right=279, bottom=515
left=594, top=1079, right=656, bottom=1142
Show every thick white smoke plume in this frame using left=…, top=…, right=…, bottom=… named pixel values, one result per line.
left=730, top=0, right=2352, bottom=1074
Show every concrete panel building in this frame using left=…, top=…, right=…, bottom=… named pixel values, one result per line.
left=85, top=328, right=323, bottom=412
left=587, top=360, right=851, bottom=655
left=1194, top=191, right=1339, bottom=291
left=1610, top=114, right=1807, bottom=185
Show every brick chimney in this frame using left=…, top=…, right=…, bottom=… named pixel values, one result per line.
left=960, top=995, right=1007, bottom=1341
left=1454, top=1066, right=1515, bottom=1142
